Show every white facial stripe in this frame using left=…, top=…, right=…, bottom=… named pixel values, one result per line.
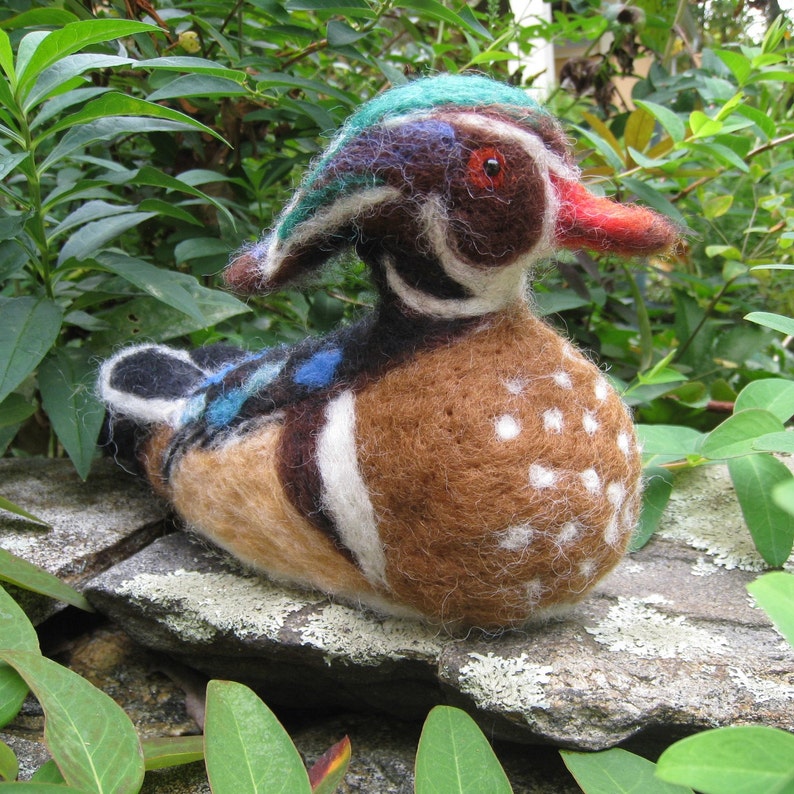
left=383, top=255, right=527, bottom=319
left=264, top=186, right=401, bottom=280
left=316, top=390, right=388, bottom=589
left=420, top=197, right=529, bottom=294
left=449, top=112, right=575, bottom=178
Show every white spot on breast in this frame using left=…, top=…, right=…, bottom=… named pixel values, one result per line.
left=582, top=411, right=599, bottom=435
left=578, top=559, right=597, bottom=580
left=529, top=464, right=558, bottom=489
left=617, top=431, right=631, bottom=456
left=504, top=376, right=528, bottom=395
left=562, top=343, right=578, bottom=361
left=558, top=521, right=583, bottom=544
left=542, top=408, right=564, bottom=433
left=606, top=481, right=626, bottom=507
left=580, top=469, right=601, bottom=494
left=553, top=371, right=572, bottom=389
left=594, top=377, right=609, bottom=401
left=498, top=523, right=535, bottom=551
left=495, top=414, right=521, bottom=441
left=525, top=578, right=545, bottom=607
left=604, top=516, right=622, bottom=547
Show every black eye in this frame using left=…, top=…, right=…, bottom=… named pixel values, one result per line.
left=483, top=158, right=501, bottom=178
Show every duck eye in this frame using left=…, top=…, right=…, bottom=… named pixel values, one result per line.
left=483, top=158, right=501, bottom=178
left=467, top=147, right=506, bottom=190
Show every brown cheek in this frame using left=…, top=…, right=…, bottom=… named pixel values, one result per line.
left=449, top=162, right=547, bottom=266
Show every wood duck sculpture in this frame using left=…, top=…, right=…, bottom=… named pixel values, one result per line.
left=99, top=75, right=677, bottom=630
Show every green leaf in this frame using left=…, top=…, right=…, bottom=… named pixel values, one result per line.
left=572, top=124, right=625, bottom=171
left=142, top=735, right=204, bottom=771
left=3, top=781, right=85, bottom=794
left=415, top=705, right=512, bottom=794
left=135, top=56, right=247, bottom=81
left=97, top=253, right=209, bottom=325
left=621, top=177, right=687, bottom=227
left=30, top=759, right=66, bottom=784
left=130, top=165, right=235, bottom=227
left=624, top=107, right=655, bottom=153
left=0, top=297, right=63, bottom=404
left=307, top=737, right=351, bottom=794
left=0, top=548, right=93, bottom=612
left=728, top=454, right=794, bottom=566
left=327, top=19, right=370, bottom=46
left=705, top=244, right=742, bottom=260
left=395, top=0, right=492, bottom=39
left=715, top=49, right=753, bottom=84
left=174, top=237, right=229, bottom=262
left=15, top=20, right=160, bottom=99
left=0, top=153, right=29, bottom=182
left=41, top=91, right=226, bottom=142
left=774, top=479, right=794, bottom=518
left=93, top=283, right=248, bottom=346
left=635, top=424, right=704, bottom=466
left=0, top=737, right=19, bottom=782
left=736, top=381, right=794, bottom=426
left=49, top=199, right=136, bottom=240
left=747, top=571, right=794, bottom=647
left=689, top=110, right=723, bottom=138
left=561, top=747, right=693, bottom=793
left=38, top=348, right=104, bottom=480
left=204, top=680, right=311, bottom=794
left=753, top=432, right=794, bottom=454
left=0, top=584, right=39, bottom=729
left=744, top=311, right=794, bottom=337
left=630, top=466, right=674, bottom=551
left=700, top=408, right=785, bottom=460
left=734, top=104, right=776, bottom=139
left=0, top=28, right=15, bottom=84
left=24, top=54, right=132, bottom=111
left=0, top=495, right=49, bottom=526
left=0, top=393, right=35, bottom=429
left=137, top=198, right=201, bottom=226
left=656, top=726, right=794, bottom=794
left=0, top=8, right=79, bottom=30
left=702, top=195, right=733, bottom=220
left=56, top=212, right=156, bottom=265
left=146, top=74, right=249, bottom=101
left=0, top=649, right=145, bottom=794
left=40, top=117, right=219, bottom=172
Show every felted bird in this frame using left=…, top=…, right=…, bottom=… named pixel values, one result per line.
left=99, top=74, right=677, bottom=631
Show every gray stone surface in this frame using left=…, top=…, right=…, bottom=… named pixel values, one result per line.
left=83, top=462, right=794, bottom=751
left=0, top=458, right=166, bottom=622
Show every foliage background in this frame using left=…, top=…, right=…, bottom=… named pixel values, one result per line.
left=0, top=0, right=793, bottom=791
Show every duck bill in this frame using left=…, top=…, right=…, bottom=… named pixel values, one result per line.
left=552, top=176, right=679, bottom=257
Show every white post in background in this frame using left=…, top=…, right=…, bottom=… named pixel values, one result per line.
left=509, top=0, right=556, bottom=100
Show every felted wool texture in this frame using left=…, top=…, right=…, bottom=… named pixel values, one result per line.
left=147, top=421, right=388, bottom=606
left=554, top=177, right=679, bottom=256
left=353, top=301, right=642, bottom=630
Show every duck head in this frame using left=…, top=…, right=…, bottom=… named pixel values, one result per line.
left=226, top=74, right=677, bottom=319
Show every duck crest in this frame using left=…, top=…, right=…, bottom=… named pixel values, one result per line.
left=99, top=74, right=678, bottom=631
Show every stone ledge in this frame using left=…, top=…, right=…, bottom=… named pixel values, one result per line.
left=0, top=458, right=166, bottom=623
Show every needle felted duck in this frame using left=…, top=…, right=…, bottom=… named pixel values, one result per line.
left=99, top=74, right=677, bottom=631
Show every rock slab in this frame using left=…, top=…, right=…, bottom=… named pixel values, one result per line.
left=84, top=463, right=794, bottom=750
left=0, top=458, right=166, bottom=623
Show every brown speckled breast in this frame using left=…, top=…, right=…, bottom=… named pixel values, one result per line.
left=353, top=302, right=642, bottom=629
